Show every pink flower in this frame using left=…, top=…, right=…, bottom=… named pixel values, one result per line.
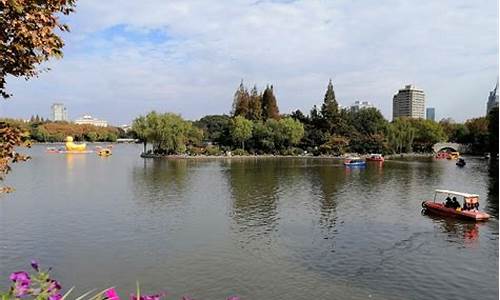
left=105, top=288, right=120, bottom=300
left=49, top=294, right=62, bottom=300
left=9, top=271, right=30, bottom=283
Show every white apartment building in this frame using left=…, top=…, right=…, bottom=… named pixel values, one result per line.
left=350, top=100, right=374, bottom=112
left=75, top=115, right=108, bottom=127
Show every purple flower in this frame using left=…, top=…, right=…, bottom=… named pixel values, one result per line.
left=9, top=271, right=30, bottom=283
left=130, top=292, right=165, bottom=300
left=49, top=294, right=62, bottom=300
left=12, top=282, right=30, bottom=297
left=9, top=272, right=31, bottom=297
left=227, top=296, right=240, bottom=300
left=47, top=279, right=62, bottom=293
left=31, top=260, right=39, bottom=272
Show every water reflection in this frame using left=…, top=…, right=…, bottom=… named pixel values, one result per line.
left=131, top=159, right=189, bottom=206
left=309, top=163, right=346, bottom=241
left=226, top=159, right=280, bottom=243
left=423, top=213, right=482, bottom=247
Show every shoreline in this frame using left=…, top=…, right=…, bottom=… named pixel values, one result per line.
left=139, top=152, right=436, bottom=160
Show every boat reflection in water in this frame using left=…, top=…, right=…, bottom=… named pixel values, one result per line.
left=422, top=211, right=482, bottom=248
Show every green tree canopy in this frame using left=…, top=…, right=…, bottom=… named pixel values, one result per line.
left=193, top=115, right=231, bottom=145
left=230, top=116, right=253, bottom=150
left=132, top=112, right=199, bottom=154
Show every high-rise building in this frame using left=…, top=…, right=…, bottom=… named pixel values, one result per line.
left=51, top=103, right=68, bottom=121
left=350, top=100, right=374, bottom=112
left=486, top=79, right=498, bottom=115
left=426, top=107, right=435, bottom=121
left=392, top=84, right=425, bottom=120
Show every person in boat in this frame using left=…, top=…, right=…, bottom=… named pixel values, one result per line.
left=463, top=199, right=472, bottom=211
left=444, top=196, right=453, bottom=208
left=471, top=197, right=479, bottom=211
left=451, top=197, right=460, bottom=209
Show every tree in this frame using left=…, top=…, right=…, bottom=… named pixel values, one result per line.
left=193, top=115, right=231, bottom=145
left=319, top=134, right=349, bottom=155
left=320, top=79, right=340, bottom=132
left=247, top=85, right=262, bottom=120
left=488, top=107, right=498, bottom=156
left=1, top=0, right=75, bottom=192
left=410, top=119, right=447, bottom=152
left=0, top=0, right=76, bottom=98
left=387, top=118, right=415, bottom=153
left=230, top=116, right=253, bottom=150
left=0, top=123, right=30, bottom=192
left=278, top=117, right=304, bottom=148
left=348, top=107, right=388, bottom=136
left=465, top=117, right=489, bottom=154
left=85, top=131, right=98, bottom=142
left=261, top=85, right=280, bottom=120
left=232, top=81, right=250, bottom=118
left=132, top=116, right=148, bottom=153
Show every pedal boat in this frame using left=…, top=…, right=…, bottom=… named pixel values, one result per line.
left=366, top=154, right=384, bottom=162
left=344, top=158, right=366, bottom=167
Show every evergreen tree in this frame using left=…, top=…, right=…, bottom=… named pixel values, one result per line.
left=247, top=85, right=262, bottom=120
left=261, top=85, right=280, bottom=120
left=320, top=79, right=339, bottom=131
left=232, top=81, right=250, bottom=118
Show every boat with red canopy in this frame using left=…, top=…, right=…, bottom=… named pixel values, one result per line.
left=422, top=189, right=490, bottom=221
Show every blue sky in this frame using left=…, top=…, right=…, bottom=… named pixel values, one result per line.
left=1, top=0, right=498, bottom=125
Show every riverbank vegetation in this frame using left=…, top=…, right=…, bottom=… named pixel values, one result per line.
left=131, top=81, right=499, bottom=157
left=0, top=118, right=123, bottom=142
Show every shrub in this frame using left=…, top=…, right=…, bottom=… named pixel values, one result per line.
left=232, top=148, right=247, bottom=156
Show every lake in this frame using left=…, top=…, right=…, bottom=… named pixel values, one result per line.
left=0, top=144, right=498, bottom=300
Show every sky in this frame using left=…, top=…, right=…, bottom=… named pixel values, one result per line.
left=1, top=0, right=498, bottom=125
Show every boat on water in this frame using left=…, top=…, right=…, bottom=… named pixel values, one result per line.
left=97, top=148, right=112, bottom=157
left=366, top=153, right=384, bottom=162
left=447, top=151, right=460, bottom=160
left=456, top=158, right=466, bottom=167
left=344, top=158, right=366, bottom=167
left=421, top=189, right=490, bottom=221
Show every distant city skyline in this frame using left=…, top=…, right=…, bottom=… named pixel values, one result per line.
left=0, top=1, right=498, bottom=124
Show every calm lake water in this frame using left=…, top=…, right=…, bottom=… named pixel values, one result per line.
left=0, top=144, right=498, bottom=300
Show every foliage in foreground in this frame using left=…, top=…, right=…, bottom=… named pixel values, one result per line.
left=1, top=261, right=240, bottom=300
left=0, top=122, right=30, bottom=193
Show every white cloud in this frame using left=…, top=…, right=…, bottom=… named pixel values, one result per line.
left=2, top=0, right=498, bottom=124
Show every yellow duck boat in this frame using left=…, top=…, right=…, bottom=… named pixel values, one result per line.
left=65, top=136, right=87, bottom=152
